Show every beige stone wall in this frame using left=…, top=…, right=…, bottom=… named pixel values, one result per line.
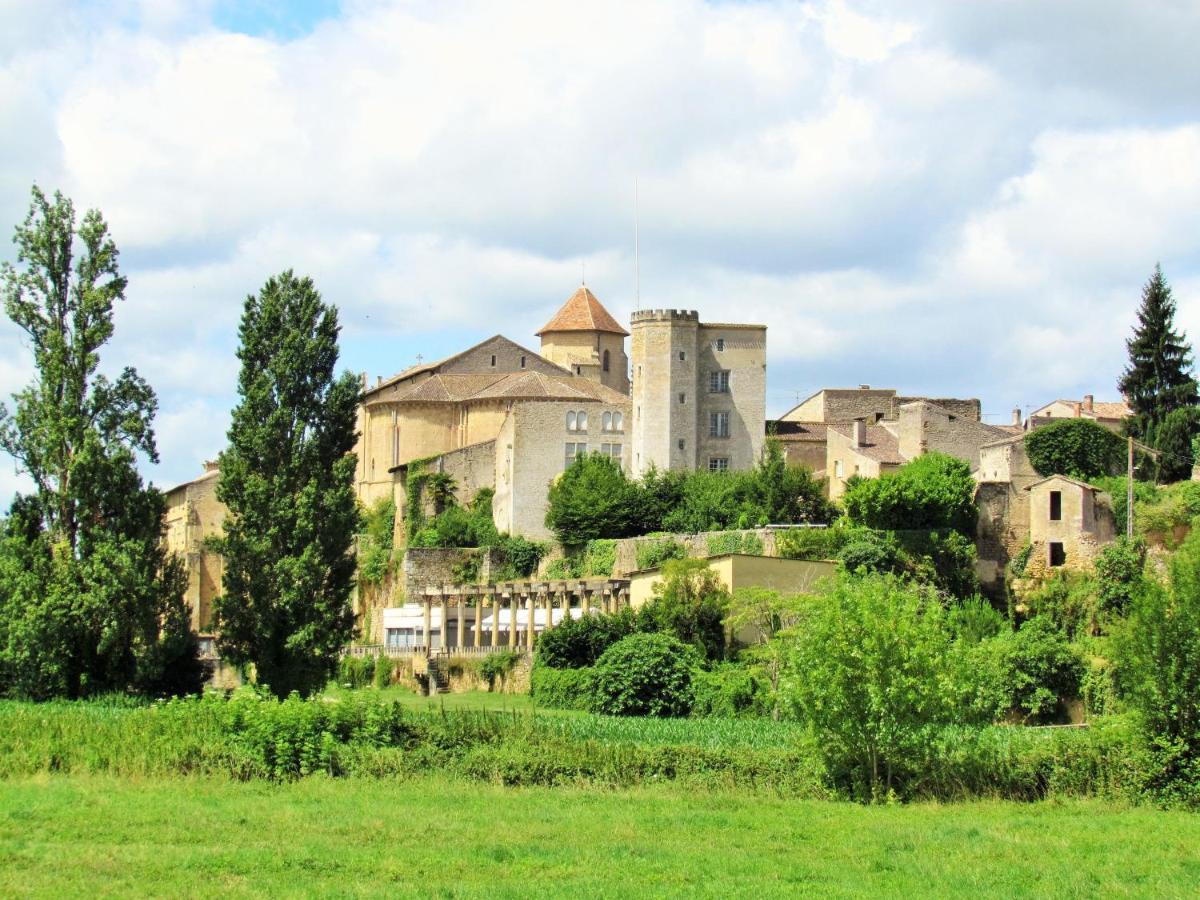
left=779, top=440, right=826, bottom=473
left=825, top=429, right=888, bottom=500
left=438, top=335, right=564, bottom=377
left=500, top=398, right=632, bottom=540
left=1025, top=479, right=1116, bottom=577
left=697, top=324, right=766, bottom=472
left=163, top=467, right=226, bottom=633
left=539, top=331, right=629, bottom=394
left=631, top=309, right=699, bottom=475
left=631, top=311, right=765, bottom=476
left=896, top=401, right=1005, bottom=471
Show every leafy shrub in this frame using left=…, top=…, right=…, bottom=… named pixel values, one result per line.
left=480, top=650, right=521, bottom=691
left=1010, top=540, right=1033, bottom=577
left=779, top=572, right=987, bottom=799
left=635, top=537, right=687, bottom=570
left=896, top=529, right=979, bottom=599
left=592, top=633, right=699, bottom=717
left=337, top=655, right=376, bottom=688
left=1025, top=418, right=1125, bottom=480
left=494, top=535, right=546, bottom=580
left=1021, top=570, right=1098, bottom=640
left=1094, top=537, right=1147, bottom=615
left=946, top=596, right=1006, bottom=644
left=542, top=557, right=577, bottom=579
left=690, top=664, right=769, bottom=718
left=535, top=608, right=638, bottom=669
left=837, top=531, right=902, bottom=575
left=705, top=531, right=765, bottom=557
left=776, top=526, right=849, bottom=560
left=995, top=617, right=1085, bottom=724
left=583, top=539, right=617, bottom=576
left=358, top=497, right=396, bottom=585
left=842, top=453, right=977, bottom=535
left=1115, top=530, right=1200, bottom=804
left=530, top=663, right=596, bottom=711
left=545, top=453, right=640, bottom=544
left=639, top=558, right=730, bottom=662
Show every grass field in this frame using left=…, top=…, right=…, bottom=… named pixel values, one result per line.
left=1, top=775, right=1198, bottom=898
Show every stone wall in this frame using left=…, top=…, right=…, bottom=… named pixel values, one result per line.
left=402, top=547, right=506, bottom=597
left=897, top=396, right=981, bottom=422
left=631, top=309, right=699, bottom=475
left=609, top=528, right=780, bottom=576
left=697, top=324, right=766, bottom=472
left=896, top=400, right=1006, bottom=470
left=163, top=466, right=225, bottom=633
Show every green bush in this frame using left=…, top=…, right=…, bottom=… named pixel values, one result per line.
left=776, top=526, right=849, bottom=561
left=996, top=617, right=1086, bottom=724
left=337, top=655, right=376, bottom=688
left=592, top=633, right=699, bottom=717
left=1025, top=419, right=1125, bottom=480
left=542, top=557, right=577, bottom=579
left=639, top=558, right=730, bottom=662
left=706, top=531, right=765, bottom=557
left=690, top=664, right=769, bottom=718
left=635, top=537, right=687, bottom=570
left=583, top=539, right=617, bottom=576
left=837, top=531, right=902, bottom=575
left=1022, top=570, right=1098, bottom=640
left=842, top=453, right=977, bottom=535
left=530, top=664, right=596, bottom=711
left=535, top=609, right=637, bottom=669
left=545, top=453, right=641, bottom=544
left=494, top=535, right=546, bottom=580
left=1115, top=530, right=1200, bottom=804
left=1094, top=537, right=1147, bottom=615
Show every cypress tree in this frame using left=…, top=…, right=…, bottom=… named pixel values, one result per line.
left=213, top=270, right=361, bottom=698
left=1118, top=264, right=1198, bottom=439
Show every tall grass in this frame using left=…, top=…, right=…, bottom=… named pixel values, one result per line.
left=0, top=692, right=1149, bottom=801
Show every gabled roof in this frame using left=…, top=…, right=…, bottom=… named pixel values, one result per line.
left=1023, top=474, right=1102, bottom=493
left=768, top=421, right=828, bottom=442
left=829, top=424, right=905, bottom=465
left=366, top=370, right=629, bottom=406
left=536, top=286, right=629, bottom=337
left=362, top=335, right=568, bottom=399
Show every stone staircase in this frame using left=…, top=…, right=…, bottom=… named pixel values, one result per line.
left=426, top=652, right=450, bottom=695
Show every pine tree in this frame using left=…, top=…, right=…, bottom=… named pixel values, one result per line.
left=213, top=271, right=361, bottom=698
left=1118, top=264, right=1198, bottom=440
left=0, top=186, right=202, bottom=699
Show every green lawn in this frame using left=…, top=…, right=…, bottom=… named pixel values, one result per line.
left=2, top=776, right=1198, bottom=898
left=323, top=684, right=543, bottom=714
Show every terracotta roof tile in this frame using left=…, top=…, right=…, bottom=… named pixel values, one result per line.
left=368, top=371, right=629, bottom=406
left=536, top=286, right=629, bottom=337
left=768, top=421, right=828, bottom=442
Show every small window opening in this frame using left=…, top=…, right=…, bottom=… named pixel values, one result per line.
left=1049, top=490, right=1062, bottom=521
left=1049, top=542, right=1066, bottom=567
left=679, top=351, right=686, bottom=361
left=520, top=356, right=526, bottom=369
left=715, top=338, right=725, bottom=351
left=490, top=354, right=497, bottom=367
left=602, top=349, right=610, bottom=372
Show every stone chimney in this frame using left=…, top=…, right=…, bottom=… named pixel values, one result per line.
left=859, top=384, right=871, bottom=390
left=852, top=418, right=866, bottom=448
left=1073, top=402, right=1082, bottom=417
left=203, top=460, right=219, bottom=473
left=1012, top=407, right=1022, bottom=427
left=1084, top=394, right=1094, bottom=412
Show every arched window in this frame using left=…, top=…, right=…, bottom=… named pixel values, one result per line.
left=577, top=410, right=588, bottom=431
left=602, top=412, right=612, bottom=431
left=613, top=412, right=623, bottom=431
left=603, top=349, right=610, bottom=372
left=566, top=411, right=577, bottom=431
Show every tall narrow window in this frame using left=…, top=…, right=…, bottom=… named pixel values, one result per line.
left=490, top=354, right=497, bottom=367
left=564, top=442, right=587, bottom=469
left=715, top=338, right=725, bottom=351
left=520, top=355, right=526, bottom=368
left=577, top=410, right=588, bottom=431
left=602, top=411, right=612, bottom=431
left=709, top=411, right=730, bottom=438
left=1049, top=491, right=1062, bottom=521
left=679, top=351, right=686, bottom=361
left=679, top=393, right=686, bottom=405
left=612, top=412, right=623, bottom=431
left=603, top=349, right=610, bottom=372
left=566, top=411, right=577, bottom=431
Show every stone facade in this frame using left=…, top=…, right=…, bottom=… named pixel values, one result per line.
left=825, top=422, right=903, bottom=500
left=494, top=397, right=632, bottom=540
left=539, top=330, right=630, bottom=394
left=162, top=463, right=225, bottom=634
left=974, top=435, right=1039, bottom=595
left=895, top=400, right=1009, bottom=471
left=1027, top=396, right=1131, bottom=433
left=630, top=310, right=766, bottom=476
left=1025, top=475, right=1116, bottom=578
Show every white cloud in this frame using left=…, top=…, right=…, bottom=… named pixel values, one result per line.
left=1, top=0, right=1200, bottom=497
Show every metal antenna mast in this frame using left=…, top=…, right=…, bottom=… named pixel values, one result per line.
left=634, top=177, right=641, bottom=309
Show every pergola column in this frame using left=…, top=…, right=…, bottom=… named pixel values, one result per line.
left=525, top=593, right=535, bottom=651
left=456, top=593, right=466, bottom=649
left=422, top=596, right=432, bottom=653
left=473, top=594, right=483, bottom=648
left=507, top=594, right=517, bottom=649
left=490, top=593, right=500, bottom=649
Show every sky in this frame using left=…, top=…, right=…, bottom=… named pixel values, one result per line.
left=2, top=0, right=1199, bottom=502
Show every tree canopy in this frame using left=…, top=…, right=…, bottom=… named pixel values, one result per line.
left=1118, top=265, right=1198, bottom=478
left=213, top=270, right=361, bottom=698
left=841, top=452, right=977, bottom=535
left=1024, top=418, right=1125, bottom=481
left=0, top=186, right=201, bottom=699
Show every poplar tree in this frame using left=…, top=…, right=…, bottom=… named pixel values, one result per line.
left=1118, top=264, right=1198, bottom=440
left=0, top=186, right=201, bottom=699
left=213, top=271, right=360, bottom=697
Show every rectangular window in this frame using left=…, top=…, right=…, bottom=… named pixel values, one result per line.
left=679, top=393, right=686, bottom=405
left=709, top=457, right=729, bottom=472
left=601, top=443, right=623, bottom=462
left=709, top=370, right=730, bottom=393
left=490, top=354, right=497, bottom=367
left=1049, top=490, right=1062, bottom=521
left=385, top=628, right=416, bottom=649
left=564, top=442, right=587, bottom=469
left=834, top=459, right=843, bottom=477
left=709, top=411, right=730, bottom=438
left=715, top=338, right=725, bottom=352
left=520, top=356, right=527, bottom=368
left=1049, top=542, right=1066, bottom=567
left=677, top=438, right=685, bottom=451
left=679, top=351, right=686, bottom=361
